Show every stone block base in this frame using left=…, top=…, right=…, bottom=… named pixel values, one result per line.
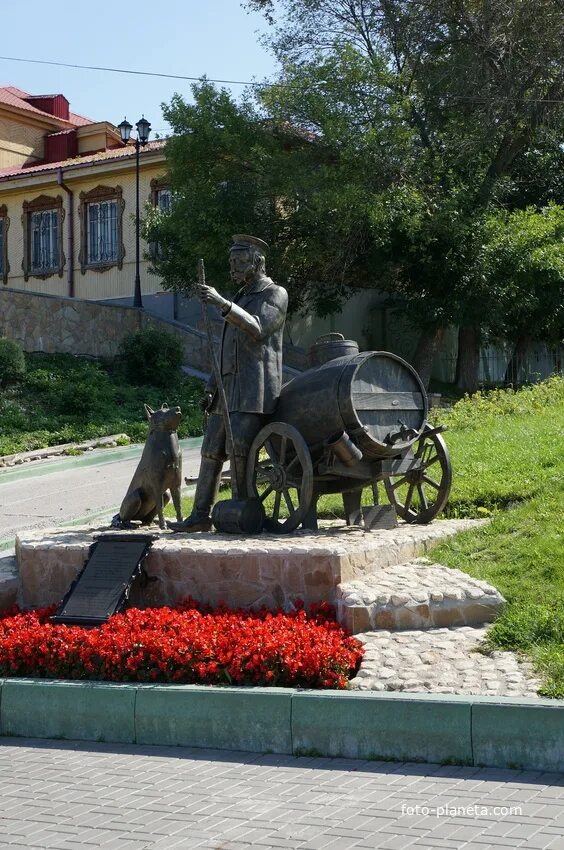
left=15, top=520, right=482, bottom=619
left=337, top=559, right=505, bottom=633
left=0, top=556, right=20, bottom=613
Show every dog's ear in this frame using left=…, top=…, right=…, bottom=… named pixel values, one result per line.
left=144, top=404, right=154, bottom=420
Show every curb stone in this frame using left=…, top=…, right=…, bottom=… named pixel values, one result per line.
left=0, top=679, right=562, bottom=771
left=0, top=434, right=130, bottom=468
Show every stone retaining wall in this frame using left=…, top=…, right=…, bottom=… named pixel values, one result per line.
left=0, top=288, right=210, bottom=370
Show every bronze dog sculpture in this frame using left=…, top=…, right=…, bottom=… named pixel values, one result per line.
left=112, top=404, right=183, bottom=530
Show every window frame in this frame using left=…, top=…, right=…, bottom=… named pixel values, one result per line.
left=149, top=177, right=171, bottom=259
left=22, top=194, right=65, bottom=282
left=0, top=205, right=9, bottom=285
left=78, top=185, right=125, bottom=275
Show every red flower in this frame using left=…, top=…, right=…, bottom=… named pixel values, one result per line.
left=0, top=599, right=364, bottom=690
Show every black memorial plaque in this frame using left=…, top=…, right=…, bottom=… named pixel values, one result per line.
left=51, top=534, right=157, bottom=626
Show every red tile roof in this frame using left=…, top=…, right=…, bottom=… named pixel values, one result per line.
left=0, top=86, right=93, bottom=126
left=0, top=139, right=167, bottom=181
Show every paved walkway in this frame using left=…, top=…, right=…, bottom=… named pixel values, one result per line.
left=0, top=739, right=563, bottom=849
left=351, top=626, right=540, bottom=697
left=0, top=439, right=203, bottom=548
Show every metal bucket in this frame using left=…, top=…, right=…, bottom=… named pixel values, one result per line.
left=308, top=333, right=360, bottom=368
left=211, top=497, right=265, bottom=534
left=326, top=431, right=363, bottom=466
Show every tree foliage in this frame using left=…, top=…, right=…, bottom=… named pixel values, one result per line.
left=148, top=1, right=564, bottom=387
left=481, top=203, right=564, bottom=345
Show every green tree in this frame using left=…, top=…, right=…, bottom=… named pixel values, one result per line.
left=149, top=2, right=564, bottom=390
left=145, top=79, right=386, bottom=318
left=248, top=0, right=564, bottom=389
left=480, top=203, right=564, bottom=381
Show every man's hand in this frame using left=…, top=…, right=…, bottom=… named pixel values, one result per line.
left=199, top=392, right=214, bottom=413
left=196, top=282, right=229, bottom=311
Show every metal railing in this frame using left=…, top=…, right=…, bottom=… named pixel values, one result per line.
left=434, top=344, right=564, bottom=386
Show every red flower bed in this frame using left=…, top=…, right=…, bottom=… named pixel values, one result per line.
left=0, top=599, right=363, bottom=689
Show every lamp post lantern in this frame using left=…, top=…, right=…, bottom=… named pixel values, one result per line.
left=118, top=115, right=151, bottom=309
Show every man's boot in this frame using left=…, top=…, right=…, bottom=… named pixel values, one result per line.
left=232, top=453, right=249, bottom=500
left=167, top=456, right=223, bottom=532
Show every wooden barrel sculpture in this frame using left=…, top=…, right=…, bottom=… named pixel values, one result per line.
left=275, top=351, right=428, bottom=458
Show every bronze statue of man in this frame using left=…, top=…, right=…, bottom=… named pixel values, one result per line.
left=168, top=235, right=288, bottom=532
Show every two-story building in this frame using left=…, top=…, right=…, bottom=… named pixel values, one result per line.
left=0, top=85, right=169, bottom=309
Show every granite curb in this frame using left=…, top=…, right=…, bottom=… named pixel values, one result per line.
left=0, top=434, right=131, bottom=467
left=0, top=679, right=562, bottom=772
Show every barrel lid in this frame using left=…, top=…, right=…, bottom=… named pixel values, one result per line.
left=309, top=332, right=358, bottom=351
left=347, top=351, right=428, bottom=448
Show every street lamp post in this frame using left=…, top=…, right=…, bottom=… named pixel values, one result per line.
left=118, top=116, right=151, bottom=309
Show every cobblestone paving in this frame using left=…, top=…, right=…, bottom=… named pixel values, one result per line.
left=350, top=626, right=541, bottom=697
left=337, top=559, right=504, bottom=632
left=1, top=739, right=563, bottom=849
left=338, top=560, right=503, bottom=608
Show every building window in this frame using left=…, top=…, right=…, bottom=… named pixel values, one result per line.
left=22, top=195, right=65, bottom=282
left=87, top=200, right=118, bottom=264
left=31, top=210, right=59, bottom=273
left=149, top=178, right=171, bottom=259
left=156, top=188, right=171, bottom=213
left=78, top=185, right=125, bottom=274
left=0, top=205, right=9, bottom=284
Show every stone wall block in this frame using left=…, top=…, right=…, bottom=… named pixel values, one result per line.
left=282, top=560, right=306, bottom=595
left=431, top=605, right=466, bottom=628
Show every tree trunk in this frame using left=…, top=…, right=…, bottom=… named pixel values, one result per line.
left=504, top=335, right=531, bottom=385
left=411, top=327, right=445, bottom=389
left=455, top=326, right=481, bottom=394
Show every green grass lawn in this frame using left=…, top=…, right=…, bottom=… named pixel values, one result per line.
left=173, top=376, right=564, bottom=697
left=431, top=377, right=564, bottom=697
left=0, top=352, right=204, bottom=456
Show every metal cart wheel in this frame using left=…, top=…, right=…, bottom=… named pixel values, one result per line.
left=246, top=422, right=314, bottom=533
left=384, top=427, right=452, bottom=523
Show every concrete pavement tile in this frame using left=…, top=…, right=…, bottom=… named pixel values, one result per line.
left=367, top=835, right=418, bottom=849
left=409, top=840, right=469, bottom=849
left=504, top=822, right=545, bottom=840
left=151, top=838, right=210, bottom=850
left=301, top=837, right=364, bottom=850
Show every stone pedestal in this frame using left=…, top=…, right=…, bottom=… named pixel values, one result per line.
left=15, top=519, right=484, bottom=629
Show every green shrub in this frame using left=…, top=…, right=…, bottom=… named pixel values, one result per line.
left=118, top=327, right=185, bottom=388
left=0, top=338, right=26, bottom=387
left=429, top=374, right=564, bottom=430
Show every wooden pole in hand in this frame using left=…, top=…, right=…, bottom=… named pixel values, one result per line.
left=198, top=258, right=239, bottom=500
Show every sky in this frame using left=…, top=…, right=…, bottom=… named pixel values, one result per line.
left=0, top=0, right=280, bottom=136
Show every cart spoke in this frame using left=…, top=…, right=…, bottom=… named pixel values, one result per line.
left=279, top=436, right=288, bottom=465
left=283, top=489, right=295, bottom=514
left=284, top=455, right=300, bottom=474
left=265, top=439, right=280, bottom=461
left=422, top=454, right=440, bottom=470
left=390, top=475, right=408, bottom=490
left=273, top=491, right=282, bottom=521
left=422, top=474, right=441, bottom=490
left=259, top=484, right=274, bottom=502
left=417, top=484, right=429, bottom=511
left=404, top=482, right=416, bottom=512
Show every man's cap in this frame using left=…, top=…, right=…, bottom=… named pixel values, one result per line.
left=231, top=234, right=269, bottom=253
